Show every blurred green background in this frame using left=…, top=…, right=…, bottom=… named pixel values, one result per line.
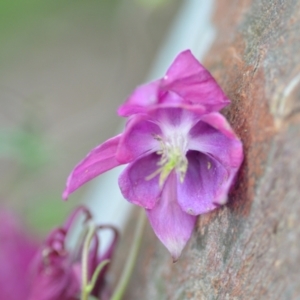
left=0, top=0, right=179, bottom=234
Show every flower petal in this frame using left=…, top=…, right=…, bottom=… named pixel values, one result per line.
left=0, top=211, right=39, bottom=300
left=93, top=225, right=119, bottom=296
left=118, top=80, right=161, bottom=117
left=201, top=112, right=240, bottom=139
left=116, top=114, right=161, bottom=163
left=63, top=134, right=123, bottom=200
left=29, top=266, right=80, bottom=300
left=147, top=106, right=204, bottom=129
left=162, top=50, right=230, bottom=111
left=177, top=151, right=230, bottom=215
left=188, top=112, right=243, bottom=169
left=146, top=173, right=196, bottom=261
left=118, top=51, right=230, bottom=117
left=118, top=153, right=162, bottom=209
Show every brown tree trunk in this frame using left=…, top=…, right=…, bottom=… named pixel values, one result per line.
left=115, top=1, right=300, bottom=299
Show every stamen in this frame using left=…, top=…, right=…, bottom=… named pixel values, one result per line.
left=145, top=167, right=163, bottom=181
left=146, top=132, right=188, bottom=186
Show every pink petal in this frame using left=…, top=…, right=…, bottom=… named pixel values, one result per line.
left=177, top=152, right=229, bottom=215
left=118, top=51, right=230, bottom=117
left=93, top=226, right=119, bottom=295
left=146, top=173, right=196, bottom=261
left=63, top=205, right=92, bottom=230
left=162, top=50, right=230, bottom=111
left=201, top=112, right=239, bottom=139
left=148, top=106, right=188, bottom=127
left=63, top=135, right=123, bottom=200
left=146, top=105, right=205, bottom=129
left=118, top=80, right=161, bottom=117
left=118, top=153, right=162, bottom=210
left=29, top=267, right=79, bottom=300
left=189, top=112, right=243, bottom=169
left=0, top=211, right=39, bottom=300
left=116, top=114, right=161, bottom=163
left=159, top=90, right=184, bottom=105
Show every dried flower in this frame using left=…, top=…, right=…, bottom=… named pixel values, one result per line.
left=63, top=50, right=243, bottom=260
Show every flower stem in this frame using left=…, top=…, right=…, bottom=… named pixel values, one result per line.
left=111, top=209, right=147, bottom=300
left=81, top=224, right=96, bottom=300
left=86, top=259, right=110, bottom=294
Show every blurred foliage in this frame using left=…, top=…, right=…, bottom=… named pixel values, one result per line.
left=0, top=127, right=49, bottom=171
left=0, top=0, right=120, bottom=31
left=0, top=115, right=77, bottom=234
left=135, top=0, right=171, bottom=9
left=25, top=192, right=71, bottom=234
left=0, top=0, right=124, bottom=234
left=0, top=0, right=178, bottom=234
left=0, top=0, right=121, bottom=65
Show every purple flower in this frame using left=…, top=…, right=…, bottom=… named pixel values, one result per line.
left=0, top=207, right=118, bottom=300
left=63, top=50, right=243, bottom=260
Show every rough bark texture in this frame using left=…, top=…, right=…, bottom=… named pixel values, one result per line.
left=115, top=1, right=300, bottom=299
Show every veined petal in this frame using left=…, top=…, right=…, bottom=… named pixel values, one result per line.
left=147, top=106, right=205, bottom=130
left=177, top=151, right=230, bottom=215
left=159, top=90, right=184, bottom=105
left=116, top=114, right=161, bottom=163
left=63, top=135, right=123, bottom=200
left=118, top=153, right=162, bottom=210
left=162, top=50, right=230, bottom=111
left=164, top=50, right=207, bottom=83
left=118, top=51, right=230, bottom=118
left=146, top=173, right=196, bottom=261
left=189, top=112, right=243, bottom=169
left=118, top=80, right=161, bottom=117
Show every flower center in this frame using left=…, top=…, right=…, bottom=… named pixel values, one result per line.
left=147, top=133, right=188, bottom=186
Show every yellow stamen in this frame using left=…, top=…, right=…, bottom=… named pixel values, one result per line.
left=146, top=134, right=188, bottom=186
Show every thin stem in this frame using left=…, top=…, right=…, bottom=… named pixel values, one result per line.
left=81, top=224, right=96, bottom=300
left=110, top=209, right=147, bottom=300
left=86, top=259, right=110, bottom=294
